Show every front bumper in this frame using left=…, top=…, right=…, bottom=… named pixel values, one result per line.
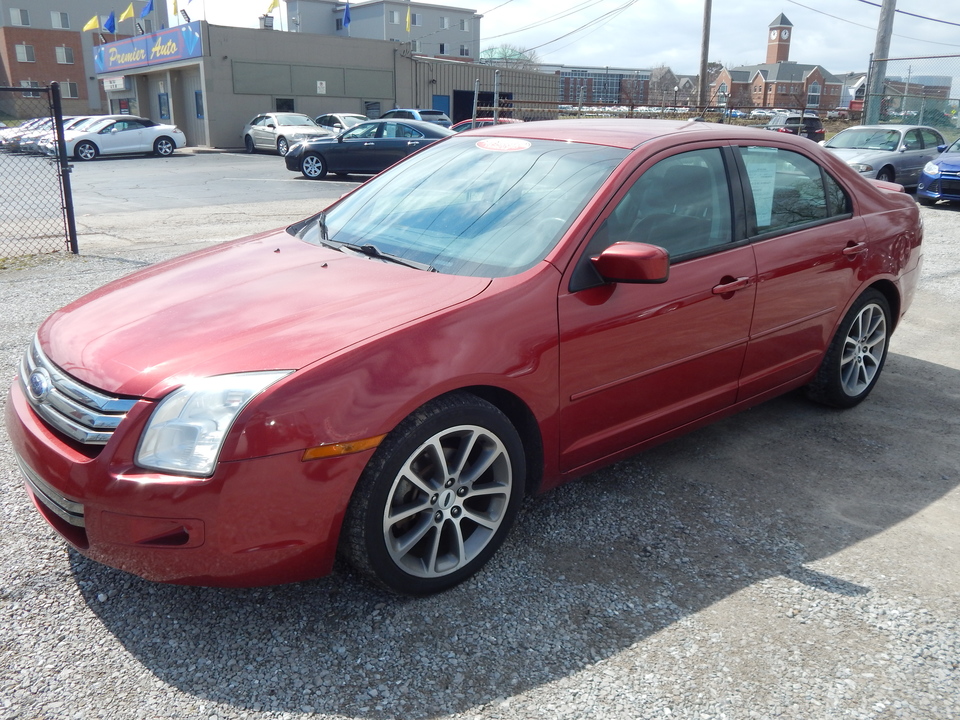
left=917, top=171, right=960, bottom=202
left=6, top=380, right=369, bottom=587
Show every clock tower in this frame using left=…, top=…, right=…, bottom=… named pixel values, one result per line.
left=766, top=14, right=793, bottom=64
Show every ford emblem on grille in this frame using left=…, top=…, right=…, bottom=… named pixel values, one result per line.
left=28, top=368, right=52, bottom=402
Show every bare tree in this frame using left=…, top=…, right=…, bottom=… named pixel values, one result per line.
left=480, top=45, right=542, bottom=71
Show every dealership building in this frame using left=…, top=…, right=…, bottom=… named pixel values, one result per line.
left=1, top=0, right=557, bottom=148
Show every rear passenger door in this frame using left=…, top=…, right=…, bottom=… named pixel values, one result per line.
left=735, top=145, right=864, bottom=400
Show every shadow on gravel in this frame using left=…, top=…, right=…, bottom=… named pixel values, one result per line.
left=70, top=351, right=960, bottom=719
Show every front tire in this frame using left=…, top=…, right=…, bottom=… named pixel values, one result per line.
left=876, top=167, right=895, bottom=183
left=153, top=136, right=175, bottom=156
left=300, top=153, right=327, bottom=179
left=916, top=196, right=935, bottom=207
left=341, top=393, right=525, bottom=595
left=277, top=136, right=289, bottom=156
left=806, top=289, right=891, bottom=408
left=75, top=141, right=98, bottom=161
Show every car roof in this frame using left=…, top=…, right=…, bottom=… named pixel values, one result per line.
left=839, top=124, right=940, bottom=132
left=355, top=118, right=454, bottom=134
left=458, top=118, right=799, bottom=150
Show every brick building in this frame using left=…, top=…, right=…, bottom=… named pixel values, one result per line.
left=711, top=14, right=843, bottom=112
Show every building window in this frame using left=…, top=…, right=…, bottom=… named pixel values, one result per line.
left=439, top=16, right=449, bottom=29
left=61, top=81, right=79, bottom=98
left=459, top=18, right=470, bottom=31
left=56, top=46, right=74, bottom=64
left=51, top=11, right=69, bottom=28
left=411, top=13, right=422, bottom=26
left=20, top=80, right=40, bottom=98
left=10, top=8, right=30, bottom=26
left=807, top=81, right=821, bottom=108
left=411, top=40, right=422, bottom=52
left=15, top=44, right=36, bottom=63
left=335, top=18, right=343, bottom=30
left=439, top=43, right=448, bottom=55
left=388, top=10, right=400, bottom=24
left=459, top=45, right=470, bottom=57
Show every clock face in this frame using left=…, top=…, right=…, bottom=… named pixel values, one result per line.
left=770, top=30, right=778, bottom=40
left=781, top=29, right=790, bottom=39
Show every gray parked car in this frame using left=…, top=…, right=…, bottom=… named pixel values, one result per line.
left=241, top=113, right=334, bottom=156
left=821, top=125, right=945, bottom=187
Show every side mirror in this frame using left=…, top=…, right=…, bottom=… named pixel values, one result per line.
left=591, top=242, right=670, bottom=284
left=267, top=123, right=276, bottom=129
left=936, top=144, right=947, bottom=153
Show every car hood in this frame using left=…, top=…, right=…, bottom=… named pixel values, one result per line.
left=933, top=153, right=960, bottom=172
left=825, top=147, right=890, bottom=165
left=39, top=228, right=490, bottom=398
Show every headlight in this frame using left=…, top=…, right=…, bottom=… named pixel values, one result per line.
left=292, top=133, right=306, bottom=141
left=922, top=161, right=940, bottom=177
left=136, top=371, right=291, bottom=477
left=849, top=163, right=874, bottom=173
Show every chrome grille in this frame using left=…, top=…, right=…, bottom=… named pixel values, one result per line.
left=16, top=453, right=85, bottom=527
left=19, top=337, right=137, bottom=445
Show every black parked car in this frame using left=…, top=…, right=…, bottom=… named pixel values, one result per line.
left=284, top=119, right=453, bottom=179
left=764, top=112, right=825, bottom=142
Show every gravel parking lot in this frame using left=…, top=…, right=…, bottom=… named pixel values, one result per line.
left=1, top=154, right=958, bottom=720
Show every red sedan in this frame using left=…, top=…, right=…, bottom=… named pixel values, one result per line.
left=6, top=120, right=923, bottom=595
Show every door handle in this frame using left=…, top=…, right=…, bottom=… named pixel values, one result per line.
left=712, top=276, right=751, bottom=295
left=842, top=242, right=867, bottom=256
left=363, top=142, right=375, bottom=146
left=407, top=141, right=421, bottom=146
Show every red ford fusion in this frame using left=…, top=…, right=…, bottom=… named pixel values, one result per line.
left=6, top=120, right=923, bottom=595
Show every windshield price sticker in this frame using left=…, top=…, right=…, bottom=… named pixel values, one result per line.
left=476, top=138, right=531, bottom=152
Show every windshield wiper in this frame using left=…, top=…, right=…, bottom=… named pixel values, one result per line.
left=306, top=213, right=435, bottom=271
left=337, top=241, right=436, bottom=272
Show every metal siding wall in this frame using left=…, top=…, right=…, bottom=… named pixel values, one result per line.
left=178, top=67, right=206, bottom=146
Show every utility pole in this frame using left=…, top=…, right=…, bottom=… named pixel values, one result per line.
left=697, top=0, right=712, bottom=110
left=865, top=0, right=896, bottom=124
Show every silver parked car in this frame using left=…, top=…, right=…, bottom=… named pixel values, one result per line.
left=821, top=125, right=945, bottom=187
left=241, top=113, right=333, bottom=156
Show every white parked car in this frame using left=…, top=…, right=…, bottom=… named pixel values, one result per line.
left=51, top=115, right=186, bottom=161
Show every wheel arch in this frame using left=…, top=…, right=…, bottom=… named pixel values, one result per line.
left=424, top=386, right=545, bottom=497
left=866, top=279, right=901, bottom=330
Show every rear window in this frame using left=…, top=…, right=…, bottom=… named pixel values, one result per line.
left=420, top=111, right=448, bottom=119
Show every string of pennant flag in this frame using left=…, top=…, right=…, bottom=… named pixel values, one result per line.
left=82, top=0, right=156, bottom=34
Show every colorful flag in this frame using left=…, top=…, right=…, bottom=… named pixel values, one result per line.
left=173, top=0, right=178, bottom=15
left=103, top=11, right=116, bottom=33
left=267, top=0, right=280, bottom=13
left=120, top=3, right=135, bottom=21
left=82, top=15, right=100, bottom=32
left=140, top=0, right=154, bottom=18
left=405, top=6, right=410, bottom=32
left=343, top=1, right=351, bottom=27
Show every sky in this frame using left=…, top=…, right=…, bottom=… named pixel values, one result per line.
left=174, top=0, right=960, bottom=77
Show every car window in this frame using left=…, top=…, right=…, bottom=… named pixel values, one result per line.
left=827, top=128, right=900, bottom=151
left=919, top=129, right=942, bottom=149
left=903, top=130, right=922, bottom=151
left=343, top=123, right=380, bottom=139
left=389, top=123, right=424, bottom=139
left=584, top=148, right=733, bottom=261
left=740, top=146, right=849, bottom=234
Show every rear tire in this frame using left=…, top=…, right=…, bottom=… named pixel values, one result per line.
left=153, top=136, right=175, bottom=156
left=340, top=393, right=525, bottom=595
left=806, top=289, right=891, bottom=408
left=277, top=137, right=289, bottom=156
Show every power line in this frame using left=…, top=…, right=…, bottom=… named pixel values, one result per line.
left=854, top=0, right=960, bottom=28
left=786, top=0, right=960, bottom=48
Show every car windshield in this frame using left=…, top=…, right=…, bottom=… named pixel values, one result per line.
left=86, top=118, right=115, bottom=132
left=277, top=114, right=317, bottom=126
left=947, top=138, right=960, bottom=153
left=826, top=128, right=902, bottom=151
left=294, top=136, right=629, bottom=277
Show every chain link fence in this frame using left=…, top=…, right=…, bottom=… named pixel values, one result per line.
left=0, top=83, right=77, bottom=259
left=865, top=54, right=960, bottom=139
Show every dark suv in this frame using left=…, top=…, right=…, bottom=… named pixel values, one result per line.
left=764, top=113, right=825, bottom=141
